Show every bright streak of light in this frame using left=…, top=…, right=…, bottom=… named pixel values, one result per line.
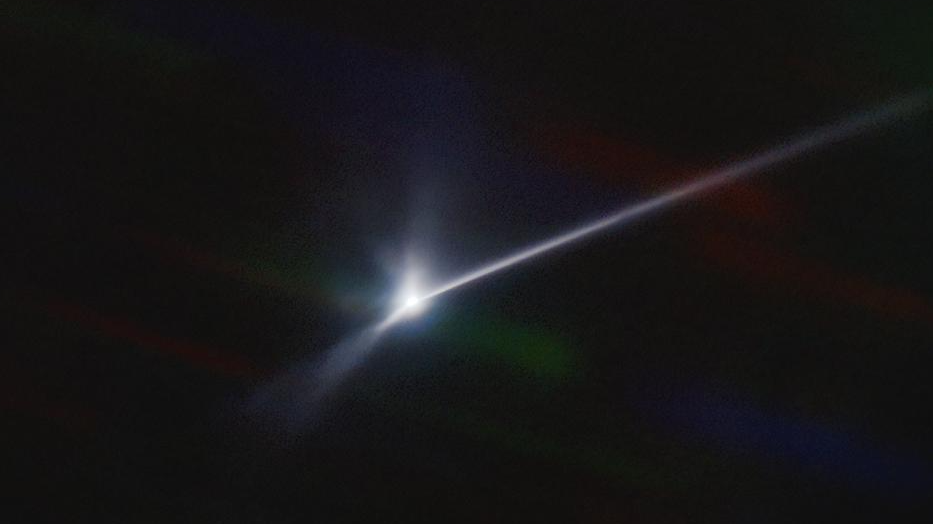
left=251, top=94, right=928, bottom=433
left=414, top=93, right=929, bottom=304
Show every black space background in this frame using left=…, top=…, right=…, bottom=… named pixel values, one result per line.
left=5, top=1, right=933, bottom=522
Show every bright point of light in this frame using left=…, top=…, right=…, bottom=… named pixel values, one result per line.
left=399, top=294, right=426, bottom=317
left=403, top=296, right=421, bottom=309
left=380, top=94, right=927, bottom=326
left=382, top=263, right=432, bottom=326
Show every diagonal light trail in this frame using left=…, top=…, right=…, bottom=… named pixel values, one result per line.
left=412, top=93, right=929, bottom=306
left=253, top=93, right=929, bottom=431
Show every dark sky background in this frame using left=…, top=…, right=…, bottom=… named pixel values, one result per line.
left=5, top=1, right=933, bottom=521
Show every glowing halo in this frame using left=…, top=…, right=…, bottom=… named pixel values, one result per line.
left=380, top=262, right=433, bottom=328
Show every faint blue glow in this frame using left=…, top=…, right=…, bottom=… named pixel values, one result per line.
left=247, top=324, right=385, bottom=437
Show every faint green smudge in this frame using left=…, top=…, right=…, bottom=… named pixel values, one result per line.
left=433, top=309, right=581, bottom=385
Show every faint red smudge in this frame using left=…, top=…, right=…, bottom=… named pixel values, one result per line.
left=698, top=232, right=933, bottom=324
left=536, top=122, right=670, bottom=181
left=533, top=120, right=933, bottom=326
left=45, top=299, right=261, bottom=378
left=135, top=230, right=250, bottom=282
left=709, top=185, right=789, bottom=226
left=0, top=377, right=98, bottom=434
left=534, top=123, right=795, bottom=229
left=132, top=230, right=308, bottom=298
